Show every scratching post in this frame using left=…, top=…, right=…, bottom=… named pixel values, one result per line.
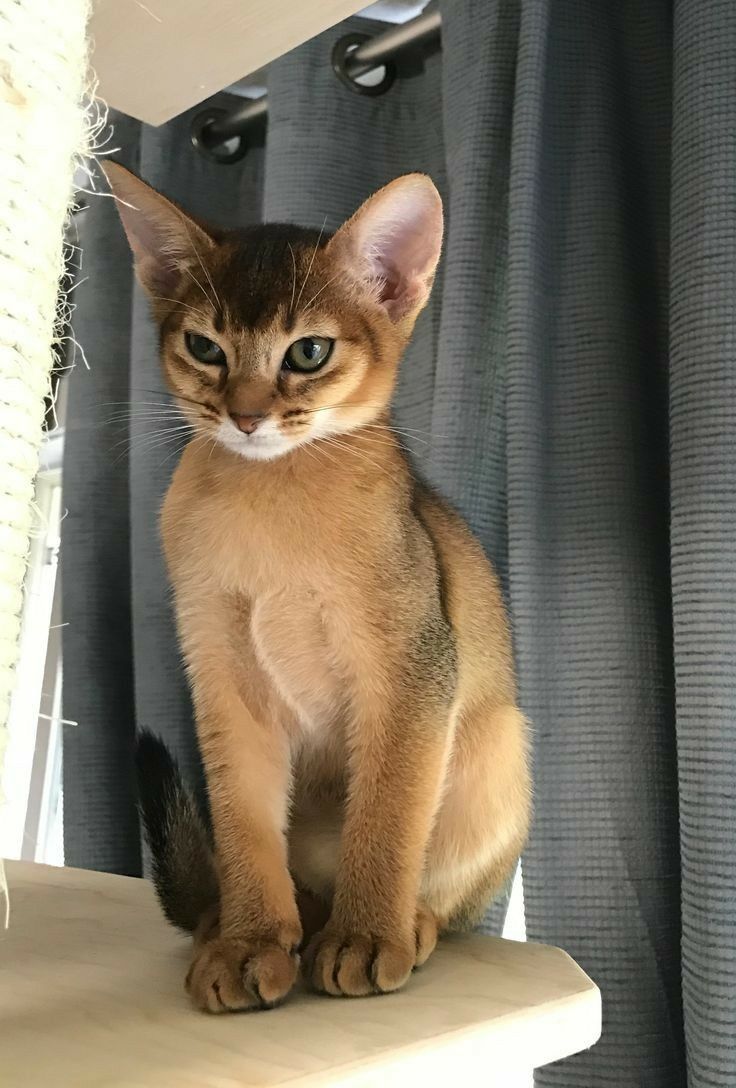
left=0, top=0, right=91, bottom=886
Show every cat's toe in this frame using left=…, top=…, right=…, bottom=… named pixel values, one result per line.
left=305, top=929, right=415, bottom=997
left=414, top=907, right=438, bottom=968
left=186, top=935, right=299, bottom=1013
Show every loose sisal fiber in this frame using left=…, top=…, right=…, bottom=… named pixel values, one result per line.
left=0, top=0, right=91, bottom=899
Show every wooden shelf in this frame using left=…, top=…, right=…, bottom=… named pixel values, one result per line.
left=1, top=861, right=600, bottom=1087
left=88, top=0, right=370, bottom=125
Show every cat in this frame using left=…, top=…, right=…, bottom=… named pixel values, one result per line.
left=106, top=162, right=531, bottom=1014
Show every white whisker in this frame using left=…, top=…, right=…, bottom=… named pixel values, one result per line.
left=109, top=424, right=194, bottom=457
left=287, top=242, right=297, bottom=319
left=300, top=271, right=343, bottom=318
left=179, top=214, right=222, bottom=314
left=293, top=402, right=387, bottom=418
left=97, top=396, right=179, bottom=404
left=311, top=441, right=340, bottom=469
left=319, top=436, right=400, bottom=485
left=352, top=432, right=425, bottom=451
left=362, top=421, right=439, bottom=438
left=159, top=430, right=205, bottom=470
left=183, top=265, right=216, bottom=310
left=149, top=295, right=209, bottom=320
left=84, top=410, right=185, bottom=430
left=101, top=402, right=187, bottom=413
left=361, top=424, right=432, bottom=445
left=294, top=217, right=327, bottom=316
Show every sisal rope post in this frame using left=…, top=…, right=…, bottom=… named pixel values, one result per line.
left=0, top=0, right=92, bottom=900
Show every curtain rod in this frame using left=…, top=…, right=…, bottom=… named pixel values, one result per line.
left=192, top=8, right=442, bottom=163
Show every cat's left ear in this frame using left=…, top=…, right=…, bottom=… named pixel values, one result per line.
left=103, top=162, right=216, bottom=298
left=327, top=174, right=443, bottom=324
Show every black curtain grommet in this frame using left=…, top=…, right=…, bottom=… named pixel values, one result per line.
left=190, top=108, right=248, bottom=164
left=331, top=33, right=397, bottom=97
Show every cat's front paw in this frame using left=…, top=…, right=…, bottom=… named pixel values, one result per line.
left=304, top=927, right=415, bottom=997
left=186, top=933, right=300, bottom=1013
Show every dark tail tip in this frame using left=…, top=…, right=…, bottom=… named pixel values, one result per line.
left=135, top=730, right=218, bottom=933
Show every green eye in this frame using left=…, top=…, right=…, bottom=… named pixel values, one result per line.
left=185, top=332, right=227, bottom=366
left=282, top=336, right=334, bottom=373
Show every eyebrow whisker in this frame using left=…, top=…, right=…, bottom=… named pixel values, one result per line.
left=293, top=216, right=327, bottom=316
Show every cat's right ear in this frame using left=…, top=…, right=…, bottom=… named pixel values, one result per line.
left=103, top=162, right=216, bottom=297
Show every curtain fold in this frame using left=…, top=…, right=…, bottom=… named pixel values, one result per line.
left=503, top=1, right=685, bottom=1084
left=62, top=2, right=736, bottom=1083
left=670, top=3, right=736, bottom=1085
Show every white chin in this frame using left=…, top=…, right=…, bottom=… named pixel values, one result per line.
left=215, top=419, right=295, bottom=462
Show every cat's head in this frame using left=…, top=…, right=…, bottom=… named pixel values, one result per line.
left=105, top=163, right=443, bottom=462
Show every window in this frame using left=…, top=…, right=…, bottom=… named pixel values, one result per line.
left=0, top=432, right=64, bottom=865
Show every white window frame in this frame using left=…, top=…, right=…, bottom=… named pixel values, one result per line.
left=1, top=431, right=64, bottom=863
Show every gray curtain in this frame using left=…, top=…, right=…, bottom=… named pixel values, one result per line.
left=62, top=2, right=736, bottom=1085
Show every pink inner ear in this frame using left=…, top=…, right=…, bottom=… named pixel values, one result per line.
left=104, top=164, right=216, bottom=299
left=117, top=203, right=193, bottom=297
left=375, top=260, right=402, bottom=305
left=354, top=180, right=443, bottom=320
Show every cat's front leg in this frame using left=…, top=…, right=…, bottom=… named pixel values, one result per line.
left=178, top=592, right=302, bottom=1013
left=305, top=681, right=452, bottom=997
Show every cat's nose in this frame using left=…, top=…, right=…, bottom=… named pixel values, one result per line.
left=230, top=412, right=266, bottom=435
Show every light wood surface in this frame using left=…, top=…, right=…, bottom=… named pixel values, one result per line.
left=89, top=0, right=369, bottom=125
left=0, top=861, right=600, bottom=1086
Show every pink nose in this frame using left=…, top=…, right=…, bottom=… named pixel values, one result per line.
left=230, top=412, right=266, bottom=435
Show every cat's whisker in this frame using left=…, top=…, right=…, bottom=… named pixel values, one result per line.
left=98, top=399, right=182, bottom=410
left=82, top=410, right=186, bottom=431
left=130, top=432, right=199, bottom=466
left=115, top=420, right=194, bottom=442
left=159, top=429, right=208, bottom=470
left=319, top=436, right=401, bottom=485
left=300, top=271, right=343, bottom=318
left=351, top=432, right=427, bottom=451
left=362, top=422, right=441, bottom=440
left=182, top=265, right=217, bottom=312
left=111, top=422, right=194, bottom=443
left=292, top=402, right=388, bottom=417
left=102, top=406, right=186, bottom=420
left=298, top=441, right=322, bottom=470
left=298, top=408, right=438, bottom=439
left=308, top=439, right=340, bottom=470
left=103, top=415, right=185, bottom=426
left=283, top=407, right=434, bottom=447
left=354, top=423, right=423, bottom=440
left=109, top=424, right=194, bottom=458
left=136, top=432, right=189, bottom=457
left=149, top=295, right=210, bottom=320
left=287, top=242, right=297, bottom=322
left=178, top=214, right=222, bottom=315
left=111, top=432, right=185, bottom=466
left=361, top=426, right=432, bottom=446
left=103, top=403, right=183, bottom=412
left=132, top=387, right=215, bottom=412
left=206, top=433, right=219, bottom=465
left=293, top=217, right=327, bottom=316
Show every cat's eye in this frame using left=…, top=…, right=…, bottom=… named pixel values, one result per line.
left=282, top=336, right=334, bottom=373
left=185, top=332, right=227, bottom=366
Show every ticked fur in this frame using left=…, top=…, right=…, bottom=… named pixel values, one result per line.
left=108, top=162, right=531, bottom=1012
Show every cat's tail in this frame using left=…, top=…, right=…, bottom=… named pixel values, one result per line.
left=135, top=730, right=219, bottom=933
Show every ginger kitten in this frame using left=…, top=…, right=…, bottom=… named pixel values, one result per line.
left=106, top=163, right=531, bottom=1013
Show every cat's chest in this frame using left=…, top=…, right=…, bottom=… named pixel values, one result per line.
left=164, top=457, right=384, bottom=731
left=250, top=588, right=346, bottom=733
left=173, top=473, right=339, bottom=596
